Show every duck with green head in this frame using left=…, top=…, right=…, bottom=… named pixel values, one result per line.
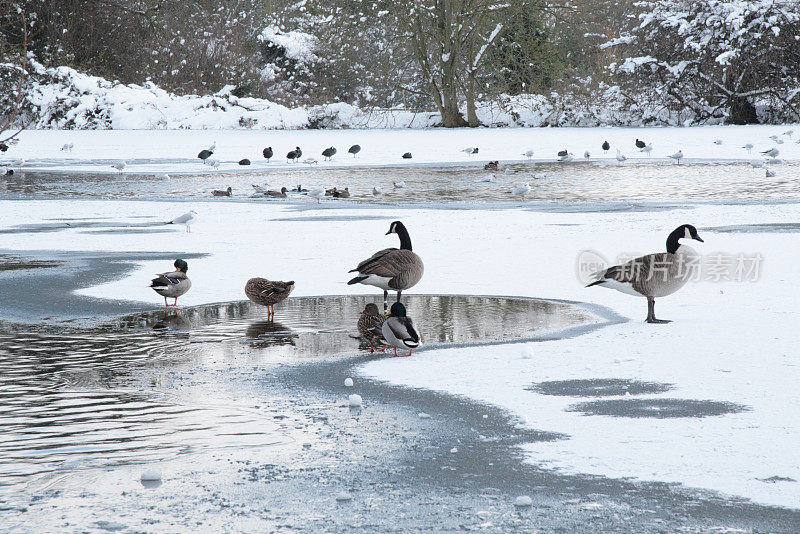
left=381, top=302, right=420, bottom=357
left=150, top=259, right=192, bottom=307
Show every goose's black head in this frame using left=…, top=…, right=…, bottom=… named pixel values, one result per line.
left=386, top=221, right=412, bottom=250
left=386, top=221, right=405, bottom=235
left=388, top=302, right=407, bottom=318
left=666, top=224, right=703, bottom=253
left=174, top=259, right=188, bottom=272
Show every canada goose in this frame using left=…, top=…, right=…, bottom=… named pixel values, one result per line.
left=294, top=184, right=308, bottom=192
left=557, top=149, right=568, bottom=157
left=244, top=278, right=294, bottom=320
left=348, top=144, right=361, bottom=157
left=238, top=158, right=251, bottom=165
left=212, top=186, right=232, bottom=197
left=402, top=152, right=412, bottom=159
left=484, top=160, right=499, bottom=171
left=762, top=148, right=779, bottom=158
left=602, top=141, right=610, bottom=152
left=635, top=139, right=646, bottom=149
left=167, top=210, right=197, bottom=232
left=511, top=183, right=531, bottom=201
left=150, top=259, right=192, bottom=307
left=198, top=149, right=213, bottom=161
left=266, top=187, right=288, bottom=198
left=586, top=224, right=704, bottom=323
left=325, top=187, right=338, bottom=196
left=322, top=147, right=336, bottom=160
left=382, top=302, right=420, bottom=357
left=358, top=303, right=386, bottom=352
left=668, top=150, right=684, bottom=163
left=287, top=150, right=298, bottom=163
left=558, top=152, right=574, bottom=162
left=112, top=160, right=126, bottom=174
left=333, top=187, right=350, bottom=198
left=348, top=221, right=424, bottom=312
left=263, top=146, right=273, bottom=161
left=0, top=142, right=8, bottom=152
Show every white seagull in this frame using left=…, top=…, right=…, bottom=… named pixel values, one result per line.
left=642, top=143, right=653, bottom=156
left=112, top=160, right=127, bottom=174
left=668, top=150, right=684, bottom=163
left=523, top=149, right=535, bottom=160
left=169, top=210, right=197, bottom=232
left=742, top=143, right=754, bottom=153
left=583, top=150, right=591, bottom=160
left=393, top=180, right=406, bottom=189
left=511, top=183, right=531, bottom=201
left=308, top=186, right=325, bottom=203
left=615, top=150, right=627, bottom=163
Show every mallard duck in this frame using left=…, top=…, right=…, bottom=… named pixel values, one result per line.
left=267, top=187, right=288, bottom=198
left=587, top=224, right=704, bottom=323
left=150, top=259, right=192, bottom=307
left=212, top=186, right=232, bottom=197
left=358, top=303, right=386, bottom=352
left=348, top=221, right=424, bottom=311
left=244, top=278, right=295, bottom=319
left=381, top=302, right=419, bottom=357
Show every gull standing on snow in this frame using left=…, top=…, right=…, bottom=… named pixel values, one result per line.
left=584, top=150, right=591, bottom=160
left=112, top=160, right=127, bottom=174
left=523, top=149, right=534, bottom=160
left=587, top=224, right=704, bottom=323
left=205, top=159, right=221, bottom=170
left=642, top=143, right=653, bottom=156
left=742, top=143, right=753, bottom=154
left=308, top=186, right=325, bottom=203
left=713, top=139, right=722, bottom=145
left=168, top=210, right=197, bottom=232
left=668, top=150, right=684, bottom=163
left=393, top=180, right=406, bottom=189
left=60, top=143, right=74, bottom=152
left=511, top=182, right=531, bottom=201
left=615, top=150, right=627, bottom=163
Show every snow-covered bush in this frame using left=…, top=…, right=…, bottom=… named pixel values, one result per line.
left=608, top=0, right=800, bottom=124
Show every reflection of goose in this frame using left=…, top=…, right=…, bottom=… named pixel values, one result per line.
left=358, top=303, right=386, bottom=352
left=348, top=221, right=424, bottom=312
left=382, top=302, right=419, bottom=357
left=586, top=224, right=704, bottom=323
left=245, top=278, right=295, bottom=320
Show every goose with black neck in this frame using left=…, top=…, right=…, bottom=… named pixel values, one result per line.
left=348, top=221, right=425, bottom=312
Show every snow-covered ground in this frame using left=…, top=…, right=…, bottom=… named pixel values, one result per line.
left=2, top=124, right=800, bottom=176
left=1, top=193, right=798, bottom=510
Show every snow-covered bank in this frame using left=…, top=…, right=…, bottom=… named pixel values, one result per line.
left=0, top=197, right=798, bottom=508
left=18, top=64, right=800, bottom=130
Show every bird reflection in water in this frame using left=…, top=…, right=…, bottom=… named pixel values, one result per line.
left=245, top=320, right=296, bottom=348
left=153, top=310, right=192, bottom=332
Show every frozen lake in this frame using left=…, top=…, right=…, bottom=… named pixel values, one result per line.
left=1, top=127, right=799, bottom=531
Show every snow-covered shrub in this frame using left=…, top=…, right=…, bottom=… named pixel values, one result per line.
left=607, top=0, right=800, bottom=124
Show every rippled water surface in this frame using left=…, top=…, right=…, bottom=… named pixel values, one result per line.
left=0, top=295, right=600, bottom=494
left=2, top=160, right=799, bottom=202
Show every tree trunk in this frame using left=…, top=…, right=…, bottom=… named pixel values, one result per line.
left=728, top=96, right=758, bottom=125
left=466, top=70, right=480, bottom=127
left=440, top=64, right=467, bottom=127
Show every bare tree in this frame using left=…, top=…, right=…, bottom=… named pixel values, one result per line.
left=0, top=0, right=33, bottom=144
